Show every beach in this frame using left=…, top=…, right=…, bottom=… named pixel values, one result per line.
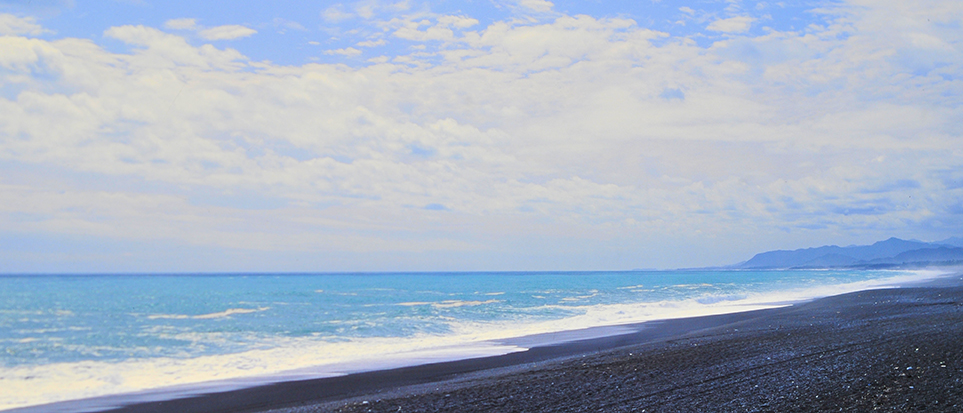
left=7, top=1, right=962, bottom=410
left=72, top=272, right=963, bottom=413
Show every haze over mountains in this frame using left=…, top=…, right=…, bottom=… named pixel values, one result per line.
left=732, top=237, right=963, bottom=270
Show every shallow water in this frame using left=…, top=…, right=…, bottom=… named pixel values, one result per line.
left=0, top=269, right=945, bottom=410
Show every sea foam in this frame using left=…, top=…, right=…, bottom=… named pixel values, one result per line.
left=0, top=268, right=949, bottom=411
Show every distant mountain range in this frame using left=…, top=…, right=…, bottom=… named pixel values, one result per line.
left=732, top=237, right=963, bottom=269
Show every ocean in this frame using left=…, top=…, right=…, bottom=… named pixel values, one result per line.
left=0, top=269, right=945, bottom=411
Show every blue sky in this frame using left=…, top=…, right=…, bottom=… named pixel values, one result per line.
left=1, top=0, right=961, bottom=272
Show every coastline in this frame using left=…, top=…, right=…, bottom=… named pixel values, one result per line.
left=12, top=270, right=960, bottom=413
left=318, top=272, right=963, bottom=412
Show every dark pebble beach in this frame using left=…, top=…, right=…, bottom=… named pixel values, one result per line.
left=92, top=273, right=963, bottom=413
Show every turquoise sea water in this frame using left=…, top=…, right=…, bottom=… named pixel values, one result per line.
left=0, top=269, right=943, bottom=409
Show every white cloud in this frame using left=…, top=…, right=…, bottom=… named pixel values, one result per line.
left=386, top=0, right=411, bottom=13
left=198, top=25, right=257, bottom=40
left=162, top=19, right=259, bottom=41
left=707, top=16, right=755, bottom=33
left=322, top=5, right=353, bottom=22
left=356, top=39, right=386, bottom=47
left=163, top=18, right=197, bottom=30
left=392, top=18, right=457, bottom=42
left=103, top=25, right=245, bottom=68
left=518, top=0, right=554, bottom=12
left=437, top=15, right=479, bottom=29
left=2, top=2, right=962, bottom=270
left=273, top=17, right=307, bottom=32
left=324, top=47, right=362, bottom=56
left=0, top=14, right=51, bottom=36
left=322, top=1, right=415, bottom=24
left=356, top=3, right=376, bottom=19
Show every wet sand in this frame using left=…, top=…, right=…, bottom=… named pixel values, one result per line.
left=70, top=273, right=963, bottom=412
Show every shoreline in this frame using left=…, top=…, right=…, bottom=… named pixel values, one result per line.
left=7, top=307, right=790, bottom=413
left=8, top=271, right=960, bottom=413
left=314, top=273, right=963, bottom=412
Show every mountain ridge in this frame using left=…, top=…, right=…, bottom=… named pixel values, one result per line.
left=734, top=237, right=963, bottom=269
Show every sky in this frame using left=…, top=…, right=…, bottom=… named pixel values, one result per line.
left=0, top=0, right=961, bottom=273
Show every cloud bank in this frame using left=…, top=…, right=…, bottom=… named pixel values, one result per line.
left=0, top=0, right=961, bottom=271
left=0, top=13, right=48, bottom=35
left=198, top=25, right=256, bottom=41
